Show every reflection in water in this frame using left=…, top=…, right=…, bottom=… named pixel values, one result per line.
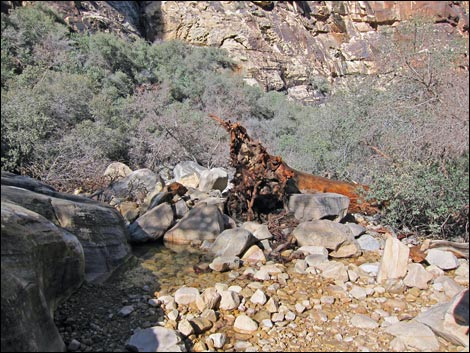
left=130, top=243, right=229, bottom=294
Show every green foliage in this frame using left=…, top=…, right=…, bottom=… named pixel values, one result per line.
left=1, top=3, right=468, bottom=240
left=369, top=157, right=469, bottom=239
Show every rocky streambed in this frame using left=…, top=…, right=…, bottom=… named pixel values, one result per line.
left=55, top=237, right=469, bottom=352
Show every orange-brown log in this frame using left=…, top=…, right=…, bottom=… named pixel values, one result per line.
left=208, top=114, right=378, bottom=217
left=289, top=168, right=376, bottom=214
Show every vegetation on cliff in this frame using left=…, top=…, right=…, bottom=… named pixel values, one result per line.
left=1, top=4, right=468, bottom=239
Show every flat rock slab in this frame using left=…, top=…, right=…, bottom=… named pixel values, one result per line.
left=288, top=193, right=349, bottom=222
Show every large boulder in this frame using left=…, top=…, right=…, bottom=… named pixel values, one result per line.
left=292, top=219, right=360, bottom=257
left=1, top=176, right=131, bottom=282
left=128, top=202, right=176, bottom=243
left=104, top=168, right=162, bottom=203
left=1, top=201, right=84, bottom=352
left=173, top=161, right=208, bottom=181
left=210, top=228, right=258, bottom=257
left=415, top=289, right=469, bottom=347
left=287, top=193, right=350, bottom=222
left=163, top=204, right=224, bottom=245
left=198, top=168, right=228, bottom=192
left=103, top=161, right=133, bottom=181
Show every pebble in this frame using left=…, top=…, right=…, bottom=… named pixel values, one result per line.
left=68, top=339, right=81, bottom=351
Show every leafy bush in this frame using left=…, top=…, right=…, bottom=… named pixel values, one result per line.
left=369, top=157, right=469, bottom=240
left=1, top=3, right=468, bottom=240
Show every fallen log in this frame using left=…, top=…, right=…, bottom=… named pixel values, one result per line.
left=209, top=114, right=378, bottom=220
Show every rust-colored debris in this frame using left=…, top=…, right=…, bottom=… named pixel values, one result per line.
left=209, top=114, right=377, bottom=221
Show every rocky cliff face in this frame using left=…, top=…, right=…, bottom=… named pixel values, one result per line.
left=3, top=1, right=468, bottom=102
left=145, top=1, right=468, bottom=102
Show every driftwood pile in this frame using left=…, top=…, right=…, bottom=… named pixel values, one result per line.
left=209, top=114, right=377, bottom=222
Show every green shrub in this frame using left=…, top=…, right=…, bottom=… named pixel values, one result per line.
left=369, top=157, right=469, bottom=240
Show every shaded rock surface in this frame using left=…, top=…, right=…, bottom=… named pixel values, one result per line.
left=2, top=181, right=131, bottom=282
left=1, top=201, right=84, bottom=352
left=163, top=204, right=225, bottom=245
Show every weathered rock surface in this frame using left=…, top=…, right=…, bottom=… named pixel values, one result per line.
left=377, top=236, right=410, bottom=283
left=416, top=289, right=469, bottom=347
left=104, top=168, right=161, bottom=204
left=143, top=1, right=469, bottom=102
left=210, top=228, right=258, bottom=257
left=128, top=202, right=175, bottom=243
left=163, top=204, right=225, bottom=245
left=1, top=201, right=84, bottom=352
left=1, top=174, right=131, bottom=282
left=198, top=168, right=228, bottom=193
left=288, top=193, right=349, bottom=222
left=103, top=161, right=133, bottom=181
left=292, top=219, right=360, bottom=257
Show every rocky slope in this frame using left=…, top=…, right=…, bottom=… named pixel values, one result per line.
left=2, top=1, right=468, bottom=102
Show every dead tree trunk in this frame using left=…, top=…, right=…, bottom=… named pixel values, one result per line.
left=209, top=114, right=377, bottom=221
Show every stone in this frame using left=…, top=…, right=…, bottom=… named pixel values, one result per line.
left=164, top=205, right=224, bottom=245
left=67, top=339, right=81, bottom=351
left=219, top=290, right=240, bottom=310
left=349, top=285, right=367, bottom=300
left=357, top=234, right=382, bottom=251
left=178, top=173, right=200, bottom=188
left=199, top=168, right=228, bottom=192
left=404, top=263, right=433, bottom=289
left=196, top=287, right=221, bottom=311
left=377, top=236, right=410, bottom=284
left=178, top=319, right=194, bottom=337
left=345, top=223, right=366, bottom=237
left=242, top=221, right=273, bottom=240
left=234, top=314, right=258, bottom=333
left=126, top=326, right=186, bottom=352
left=292, top=219, right=355, bottom=251
left=329, top=240, right=361, bottom=258
left=209, top=256, right=241, bottom=272
left=128, top=202, right=175, bottom=243
left=425, top=249, right=460, bottom=270
left=265, top=297, right=279, bottom=313
left=305, top=254, right=328, bottom=267
left=210, top=228, right=257, bottom=257
left=416, top=289, right=469, bottom=347
left=118, top=305, right=134, bottom=317
left=433, top=276, right=465, bottom=298
left=250, top=289, right=268, bottom=305
left=359, top=262, right=380, bottom=276
left=288, top=193, right=349, bottom=222
left=384, top=321, right=440, bottom=351
left=174, top=199, right=189, bottom=218
left=208, top=333, right=226, bottom=349
left=297, top=246, right=329, bottom=257
left=241, top=245, right=267, bottom=265
left=174, top=287, right=199, bottom=305
left=350, top=314, right=378, bottom=329
left=201, top=308, right=217, bottom=323
left=103, top=161, right=132, bottom=180
left=105, top=168, right=160, bottom=202
left=190, top=317, right=213, bottom=333
left=315, top=261, right=349, bottom=282
left=173, top=161, right=207, bottom=181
